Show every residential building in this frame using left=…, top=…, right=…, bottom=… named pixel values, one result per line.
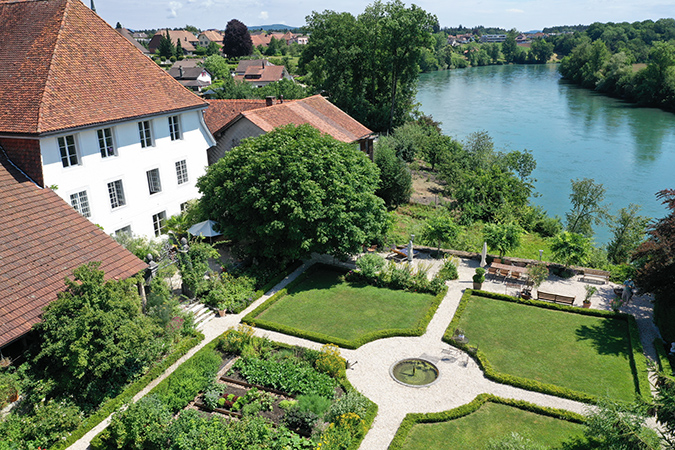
left=148, top=29, right=199, bottom=54
left=233, top=59, right=292, bottom=87
left=204, top=95, right=374, bottom=165
left=169, top=65, right=212, bottom=92
left=117, top=27, right=152, bottom=56
left=0, top=0, right=216, bottom=239
left=480, top=34, right=507, bottom=43
left=0, top=150, right=147, bottom=354
left=198, top=29, right=223, bottom=47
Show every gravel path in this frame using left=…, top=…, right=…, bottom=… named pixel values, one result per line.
left=68, top=253, right=662, bottom=450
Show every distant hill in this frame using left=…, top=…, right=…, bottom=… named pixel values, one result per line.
left=249, top=24, right=300, bottom=32
left=523, top=30, right=542, bottom=34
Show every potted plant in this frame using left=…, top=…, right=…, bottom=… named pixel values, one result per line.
left=524, top=262, right=548, bottom=299
left=583, top=284, right=597, bottom=308
left=216, top=303, right=227, bottom=317
left=473, top=267, right=485, bottom=290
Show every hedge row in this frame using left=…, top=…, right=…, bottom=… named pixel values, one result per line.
left=443, top=290, right=650, bottom=404
left=243, top=264, right=447, bottom=349
left=654, top=338, right=675, bottom=376
left=388, top=393, right=586, bottom=449
left=51, top=333, right=203, bottom=450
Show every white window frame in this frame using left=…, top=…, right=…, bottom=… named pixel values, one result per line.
left=97, top=127, right=116, bottom=158
left=107, top=179, right=126, bottom=209
left=138, top=120, right=153, bottom=148
left=146, top=168, right=162, bottom=195
left=70, top=190, right=91, bottom=218
left=58, top=135, right=79, bottom=167
left=168, top=115, right=181, bottom=141
left=152, top=211, right=167, bottom=237
left=175, top=159, right=188, bottom=185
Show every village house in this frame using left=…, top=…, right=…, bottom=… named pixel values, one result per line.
left=169, top=61, right=213, bottom=92
left=148, top=29, right=199, bottom=55
left=203, top=95, right=374, bottom=165
left=0, top=0, right=216, bottom=239
left=233, top=59, right=293, bottom=87
left=198, top=29, right=223, bottom=47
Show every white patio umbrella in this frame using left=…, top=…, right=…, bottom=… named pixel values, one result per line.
left=480, top=241, right=488, bottom=267
left=187, top=220, right=222, bottom=238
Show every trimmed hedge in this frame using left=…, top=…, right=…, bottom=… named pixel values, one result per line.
left=443, top=290, right=651, bottom=405
left=243, top=263, right=447, bottom=349
left=388, top=393, right=586, bottom=449
left=654, top=337, right=675, bottom=376
left=50, top=333, right=203, bottom=450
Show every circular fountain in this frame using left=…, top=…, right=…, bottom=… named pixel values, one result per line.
left=390, top=358, right=439, bottom=387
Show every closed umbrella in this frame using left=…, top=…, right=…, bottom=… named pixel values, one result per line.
left=481, top=241, right=487, bottom=267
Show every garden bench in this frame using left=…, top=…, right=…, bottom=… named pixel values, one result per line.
left=580, top=269, right=610, bottom=284
left=537, top=291, right=575, bottom=306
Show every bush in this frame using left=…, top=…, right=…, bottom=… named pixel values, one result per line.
left=282, top=407, right=319, bottom=435
left=609, top=263, right=637, bottom=283
left=325, top=391, right=369, bottom=424
left=0, top=399, right=83, bottom=449
left=296, top=394, right=332, bottom=418
left=315, top=344, right=346, bottom=378
left=473, top=267, right=486, bottom=283
left=355, top=254, right=386, bottom=278
left=106, top=395, right=172, bottom=450
left=436, top=257, right=459, bottom=281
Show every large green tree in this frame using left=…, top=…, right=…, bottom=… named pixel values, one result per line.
left=31, top=263, right=162, bottom=407
left=374, top=140, right=412, bottom=209
left=299, top=1, right=436, bottom=132
left=565, top=178, right=609, bottom=237
left=197, top=124, right=388, bottom=262
left=483, top=223, right=523, bottom=258
left=607, top=204, right=649, bottom=264
left=551, top=231, right=592, bottom=268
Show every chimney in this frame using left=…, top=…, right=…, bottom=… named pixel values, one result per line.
left=90, top=0, right=96, bottom=12
left=265, top=96, right=275, bottom=107
left=279, top=95, right=284, bottom=104
left=179, top=67, right=183, bottom=78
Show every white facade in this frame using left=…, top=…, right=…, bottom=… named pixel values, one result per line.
left=41, top=109, right=215, bottom=238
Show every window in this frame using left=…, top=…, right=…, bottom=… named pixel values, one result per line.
left=107, top=179, right=126, bottom=209
left=97, top=128, right=116, bottom=158
left=115, top=225, right=132, bottom=236
left=58, top=135, right=79, bottom=167
left=138, top=121, right=153, bottom=148
left=70, top=190, right=91, bottom=217
left=152, top=211, right=167, bottom=237
left=146, top=168, right=162, bottom=195
left=180, top=202, right=189, bottom=212
left=175, top=160, right=188, bottom=185
left=168, top=115, right=181, bottom=141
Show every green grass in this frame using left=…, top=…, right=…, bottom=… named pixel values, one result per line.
left=456, top=295, right=637, bottom=402
left=401, top=402, right=586, bottom=450
left=255, top=268, right=437, bottom=342
left=388, top=204, right=553, bottom=259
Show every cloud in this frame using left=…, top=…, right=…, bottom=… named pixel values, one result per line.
left=167, top=1, right=182, bottom=18
left=258, top=11, right=269, bottom=20
left=506, top=8, right=525, bottom=13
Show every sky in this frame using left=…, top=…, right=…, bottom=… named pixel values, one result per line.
left=95, top=0, right=674, bottom=32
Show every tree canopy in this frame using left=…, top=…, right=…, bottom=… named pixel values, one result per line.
left=299, top=0, right=437, bottom=132
left=30, top=263, right=162, bottom=407
left=222, top=19, right=253, bottom=57
left=196, top=124, right=388, bottom=262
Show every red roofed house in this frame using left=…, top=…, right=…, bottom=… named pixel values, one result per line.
left=203, top=95, right=374, bottom=165
left=0, top=150, right=147, bottom=354
left=233, top=59, right=293, bottom=87
left=148, top=29, right=199, bottom=55
left=198, top=29, right=223, bottom=47
left=0, top=0, right=216, bottom=238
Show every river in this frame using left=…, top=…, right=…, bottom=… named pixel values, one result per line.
left=416, top=64, right=675, bottom=243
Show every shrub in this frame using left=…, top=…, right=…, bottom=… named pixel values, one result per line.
left=106, top=395, right=171, bottom=450
left=473, top=267, right=486, bottom=283
left=325, top=391, right=369, bottom=424
left=609, top=263, right=637, bottom=283
left=355, top=254, right=386, bottom=278
left=296, top=394, right=333, bottom=418
left=436, top=257, right=459, bottom=281
left=282, top=407, right=319, bottom=434
left=315, top=343, right=346, bottom=378
left=217, top=324, right=256, bottom=354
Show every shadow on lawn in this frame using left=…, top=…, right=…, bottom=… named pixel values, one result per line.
left=574, top=319, right=630, bottom=357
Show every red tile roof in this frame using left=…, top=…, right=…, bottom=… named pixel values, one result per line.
left=148, top=29, right=198, bottom=53
left=0, top=150, right=147, bottom=348
left=242, top=95, right=372, bottom=143
left=234, top=66, right=287, bottom=84
left=200, top=30, right=223, bottom=42
left=203, top=99, right=269, bottom=136
left=0, top=0, right=206, bottom=135
left=204, top=95, right=372, bottom=143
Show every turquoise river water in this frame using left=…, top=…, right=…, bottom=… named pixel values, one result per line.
left=416, top=64, right=675, bottom=243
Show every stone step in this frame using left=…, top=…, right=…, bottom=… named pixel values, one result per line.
left=180, top=302, right=217, bottom=331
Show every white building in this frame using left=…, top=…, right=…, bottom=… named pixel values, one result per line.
left=0, top=0, right=215, bottom=238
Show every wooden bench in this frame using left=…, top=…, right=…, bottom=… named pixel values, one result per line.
left=537, top=291, right=576, bottom=305
left=580, top=269, right=610, bottom=284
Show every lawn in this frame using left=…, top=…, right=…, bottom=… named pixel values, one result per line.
left=254, top=268, right=438, bottom=343
left=454, top=295, right=637, bottom=402
left=401, top=402, right=586, bottom=450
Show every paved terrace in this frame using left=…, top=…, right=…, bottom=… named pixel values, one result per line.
left=69, top=252, right=661, bottom=450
